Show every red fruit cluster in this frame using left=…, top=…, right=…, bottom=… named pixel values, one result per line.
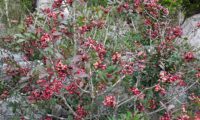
left=103, top=95, right=116, bottom=107
left=195, top=71, right=200, bottom=78
left=100, top=6, right=111, bottom=14
left=149, top=99, right=157, bottom=109
left=93, top=60, right=106, bottom=70
left=159, top=71, right=186, bottom=86
left=136, top=103, right=145, bottom=112
left=194, top=111, right=200, bottom=120
left=154, top=84, right=166, bottom=95
left=197, top=22, right=200, bottom=27
left=160, top=112, right=171, bottom=120
left=134, top=0, right=141, bottom=8
left=184, top=52, right=195, bottom=62
left=189, top=93, right=200, bottom=104
left=136, top=51, right=147, bottom=71
left=0, top=90, right=9, bottom=99
left=117, top=2, right=129, bottom=13
left=40, top=33, right=51, bottom=48
left=176, top=114, right=190, bottom=120
left=85, top=37, right=106, bottom=60
left=121, top=62, right=134, bottom=75
left=55, top=60, right=69, bottom=78
left=66, top=0, right=73, bottom=6
left=79, top=25, right=89, bottom=34
left=44, top=116, right=52, bottom=120
left=75, top=105, right=87, bottom=120
left=79, top=20, right=105, bottom=34
left=144, top=1, right=169, bottom=17
left=28, top=79, right=63, bottom=101
left=131, top=87, right=141, bottom=95
left=166, top=26, right=182, bottom=41
left=6, top=67, right=29, bottom=77
left=65, top=80, right=80, bottom=95
left=112, top=52, right=121, bottom=64
left=25, top=16, right=33, bottom=26
left=52, top=0, right=63, bottom=8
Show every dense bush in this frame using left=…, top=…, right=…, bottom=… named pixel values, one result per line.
left=1, top=0, right=200, bottom=120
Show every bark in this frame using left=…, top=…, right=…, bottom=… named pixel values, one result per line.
left=4, top=0, right=11, bottom=27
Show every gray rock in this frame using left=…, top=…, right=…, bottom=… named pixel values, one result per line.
left=36, top=0, right=69, bottom=21
left=36, top=0, right=54, bottom=10
left=0, top=100, right=14, bottom=120
left=181, top=14, right=200, bottom=49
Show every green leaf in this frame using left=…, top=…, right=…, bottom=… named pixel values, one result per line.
left=16, top=39, right=25, bottom=43
left=14, top=34, right=24, bottom=38
left=24, top=33, right=36, bottom=39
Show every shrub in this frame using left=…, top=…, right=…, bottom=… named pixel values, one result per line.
left=1, top=0, right=200, bottom=120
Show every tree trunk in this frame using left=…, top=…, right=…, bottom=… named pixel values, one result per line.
left=4, top=0, right=11, bottom=27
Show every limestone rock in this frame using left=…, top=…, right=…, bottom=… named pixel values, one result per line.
left=181, top=14, right=200, bottom=49
left=36, top=0, right=54, bottom=10
left=36, top=0, right=69, bottom=21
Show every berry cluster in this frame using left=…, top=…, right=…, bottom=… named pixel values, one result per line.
left=103, top=95, right=116, bottom=107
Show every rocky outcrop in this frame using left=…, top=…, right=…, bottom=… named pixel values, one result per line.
left=0, top=101, right=13, bottom=120
left=36, top=0, right=54, bottom=10
left=36, top=0, right=69, bottom=21
left=181, top=14, right=200, bottom=49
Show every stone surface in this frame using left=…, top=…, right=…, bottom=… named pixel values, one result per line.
left=0, top=49, right=31, bottom=80
left=181, top=14, right=200, bottom=49
left=36, top=0, right=54, bottom=10
left=0, top=101, right=13, bottom=120
left=36, top=0, right=69, bottom=21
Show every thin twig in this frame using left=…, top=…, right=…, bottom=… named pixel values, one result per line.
left=46, top=114, right=66, bottom=120
left=97, top=75, right=125, bottom=96
left=117, top=85, right=155, bottom=108
left=57, top=95, right=79, bottom=118
left=147, top=81, right=198, bottom=115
